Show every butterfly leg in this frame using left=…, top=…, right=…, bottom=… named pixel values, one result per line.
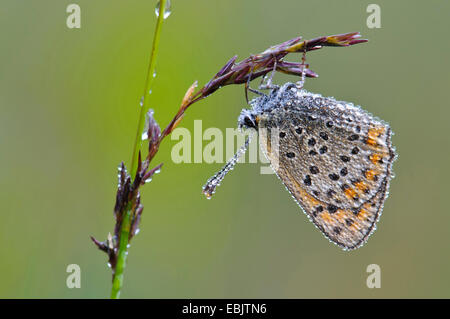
left=245, top=57, right=266, bottom=104
left=296, top=41, right=308, bottom=89
left=259, top=55, right=279, bottom=90
left=245, top=81, right=265, bottom=103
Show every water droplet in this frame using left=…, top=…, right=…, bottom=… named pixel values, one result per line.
left=135, top=228, right=140, bottom=235
left=148, top=89, right=152, bottom=95
left=140, top=96, right=144, bottom=107
left=141, top=131, right=148, bottom=141
left=107, top=263, right=111, bottom=268
left=152, top=71, right=157, bottom=78
left=145, top=177, right=152, bottom=183
left=127, top=244, right=131, bottom=248
left=155, top=0, right=172, bottom=19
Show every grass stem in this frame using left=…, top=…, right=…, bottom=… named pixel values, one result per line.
left=110, top=0, right=168, bottom=299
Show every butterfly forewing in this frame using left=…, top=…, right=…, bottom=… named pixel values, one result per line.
left=257, top=91, right=395, bottom=249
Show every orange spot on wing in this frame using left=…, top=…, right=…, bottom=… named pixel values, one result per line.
left=356, top=209, right=369, bottom=221
left=354, top=180, right=368, bottom=193
left=344, top=187, right=358, bottom=200
left=369, top=153, right=383, bottom=164
left=305, top=194, right=319, bottom=207
left=288, top=171, right=319, bottom=207
left=366, top=127, right=385, bottom=146
left=366, top=137, right=377, bottom=146
left=368, top=127, right=385, bottom=139
left=334, top=210, right=346, bottom=223
left=321, top=212, right=333, bottom=224
left=365, top=169, right=377, bottom=181
left=350, top=221, right=362, bottom=231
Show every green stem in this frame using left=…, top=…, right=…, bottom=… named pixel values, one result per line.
left=110, top=0, right=168, bottom=299
left=130, top=0, right=167, bottom=179
left=110, top=207, right=132, bottom=299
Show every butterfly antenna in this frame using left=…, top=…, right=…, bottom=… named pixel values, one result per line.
left=203, top=135, right=252, bottom=199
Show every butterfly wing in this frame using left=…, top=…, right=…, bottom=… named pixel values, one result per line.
left=257, top=92, right=396, bottom=250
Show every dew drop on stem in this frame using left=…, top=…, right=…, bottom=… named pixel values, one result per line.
left=155, top=0, right=171, bottom=19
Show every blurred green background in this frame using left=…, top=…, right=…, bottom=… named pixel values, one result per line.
left=0, top=0, right=449, bottom=298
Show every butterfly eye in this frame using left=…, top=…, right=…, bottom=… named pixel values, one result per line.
left=238, top=110, right=258, bottom=129
left=245, top=116, right=256, bottom=128
left=240, top=114, right=257, bottom=129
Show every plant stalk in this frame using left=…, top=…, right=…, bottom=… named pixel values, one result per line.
left=110, top=0, right=168, bottom=299
left=130, top=0, right=167, bottom=178
left=110, top=207, right=131, bottom=299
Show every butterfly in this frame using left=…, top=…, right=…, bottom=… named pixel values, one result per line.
left=203, top=82, right=396, bottom=250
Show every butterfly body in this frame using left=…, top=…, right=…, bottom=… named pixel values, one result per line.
left=238, top=83, right=396, bottom=250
